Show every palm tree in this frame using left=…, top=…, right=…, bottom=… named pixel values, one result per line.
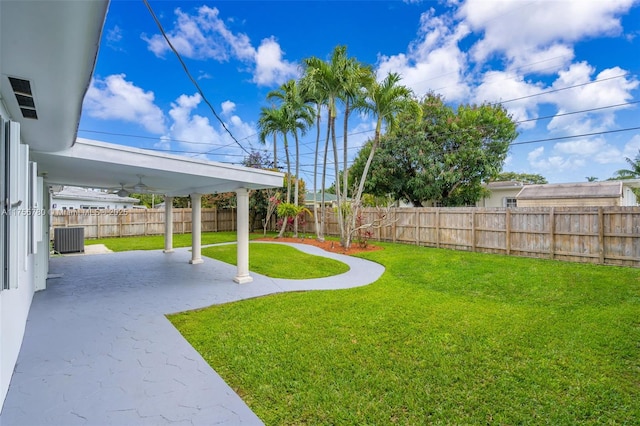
left=258, top=105, right=288, bottom=194
left=303, top=46, right=353, bottom=244
left=614, top=152, right=640, bottom=179
left=346, top=72, right=417, bottom=248
left=299, top=73, right=327, bottom=240
left=257, top=106, right=281, bottom=171
left=339, top=59, right=374, bottom=201
left=267, top=80, right=314, bottom=237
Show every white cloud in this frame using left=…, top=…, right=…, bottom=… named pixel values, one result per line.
left=622, top=135, right=640, bottom=158
left=459, top=0, right=635, bottom=73
left=142, top=6, right=297, bottom=86
left=221, top=100, right=236, bottom=116
left=106, top=25, right=124, bottom=50
left=167, top=93, right=254, bottom=161
left=545, top=63, right=639, bottom=133
left=253, top=37, right=299, bottom=86
left=84, top=74, right=166, bottom=134
left=527, top=145, right=586, bottom=172
left=142, top=6, right=230, bottom=60
left=474, top=71, right=543, bottom=129
left=376, top=8, right=471, bottom=101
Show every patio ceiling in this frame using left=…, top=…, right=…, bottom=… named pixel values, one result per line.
left=31, top=139, right=284, bottom=196
left=0, top=1, right=108, bottom=152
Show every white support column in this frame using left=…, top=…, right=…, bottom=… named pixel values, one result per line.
left=234, top=188, right=253, bottom=284
left=163, top=196, right=174, bottom=253
left=189, top=193, right=203, bottom=264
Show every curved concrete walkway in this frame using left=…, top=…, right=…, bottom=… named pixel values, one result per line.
left=0, top=242, right=384, bottom=425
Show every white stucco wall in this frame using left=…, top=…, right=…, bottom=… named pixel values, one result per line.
left=0, top=106, right=47, bottom=407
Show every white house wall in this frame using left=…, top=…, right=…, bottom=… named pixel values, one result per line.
left=0, top=104, right=48, bottom=407
left=622, top=186, right=638, bottom=206
left=52, top=198, right=136, bottom=210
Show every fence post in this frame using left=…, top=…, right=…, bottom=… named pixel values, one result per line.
left=436, top=209, right=440, bottom=249
left=96, top=211, right=101, bottom=239
left=415, top=210, right=420, bottom=246
left=505, top=209, right=511, bottom=255
left=549, top=207, right=555, bottom=259
left=214, top=207, right=218, bottom=232
left=392, top=216, right=397, bottom=243
left=471, top=210, right=476, bottom=252
left=598, top=207, right=605, bottom=264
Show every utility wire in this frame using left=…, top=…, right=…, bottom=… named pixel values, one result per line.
left=80, top=94, right=637, bottom=156
left=498, top=73, right=628, bottom=105
left=142, top=0, right=250, bottom=155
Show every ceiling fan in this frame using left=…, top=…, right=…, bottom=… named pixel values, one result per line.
left=109, top=175, right=155, bottom=197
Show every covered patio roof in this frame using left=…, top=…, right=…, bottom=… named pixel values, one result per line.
left=32, top=138, right=283, bottom=196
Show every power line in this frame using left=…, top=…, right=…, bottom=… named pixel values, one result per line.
left=142, top=0, right=250, bottom=155
left=515, top=100, right=640, bottom=124
left=498, top=73, right=629, bottom=105
left=510, top=126, right=640, bottom=146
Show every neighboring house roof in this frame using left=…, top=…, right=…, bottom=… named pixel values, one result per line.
left=52, top=186, right=140, bottom=204
left=517, top=181, right=623, bottom=200
left=485, top=181, right=526, bottom=191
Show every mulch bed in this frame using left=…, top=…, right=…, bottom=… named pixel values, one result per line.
left=255, top=236, right=383, bottom=255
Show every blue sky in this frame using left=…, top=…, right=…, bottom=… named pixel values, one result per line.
left=80, top=0, right=640, bottom=185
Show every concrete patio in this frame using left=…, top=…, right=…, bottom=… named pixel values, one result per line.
left=0, top=243, right=385, bottom=425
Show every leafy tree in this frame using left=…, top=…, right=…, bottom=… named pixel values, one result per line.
left=586, top=176, right=599, bottom=182
left=351, top=93, right=518, bottom=207
left=494, top=171, right=548, bottom=184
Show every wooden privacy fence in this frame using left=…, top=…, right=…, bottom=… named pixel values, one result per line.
left=53, top=206, right=640, bottom=267
left=51, top=208, right=240, bottom=238
left=303, top=206, right=640, bottom=268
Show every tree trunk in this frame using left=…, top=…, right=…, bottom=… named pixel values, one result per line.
left=331, top=114, right=345, bottom=246
left=278, top=133, right=292, bottom=238
left=313, top=104, right=321, bottom=240
left=293, top=131, right=300, bottom=237
left=320, top=110, right=331, bottom=241
left=349, top=121, right=382, bottom=249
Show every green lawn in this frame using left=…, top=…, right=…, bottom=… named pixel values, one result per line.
left=168, top=243, right=640, bottom=425
left=85, top=231, right=263, bottom=252
left=202, top=243, right=350, bottom=279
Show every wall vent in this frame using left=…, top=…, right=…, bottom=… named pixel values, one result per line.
left=8, top=77, right=38, bottom=120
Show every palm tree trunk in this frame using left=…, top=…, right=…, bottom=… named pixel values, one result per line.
left=320, top=111, right=331, bottom=241
left=272, top=133, right=277, bottom=170
left=313, top=104, right=322, bottom=240
left=343, top=100, right=350, bottom=200
left=278, top=133, right=292, bottom=238
left=293, top=130, right=300, bottom=237
left=331, top=114, right=345, bottom=246
left=348, top=122, right=381, bottom=248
